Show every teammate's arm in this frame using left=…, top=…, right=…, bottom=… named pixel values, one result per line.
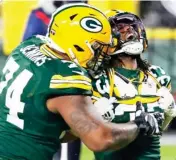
left=47, top=95, right=139, bottom=151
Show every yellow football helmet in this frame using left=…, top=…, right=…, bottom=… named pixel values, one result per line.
left=46, top=3, right=112, bottom=73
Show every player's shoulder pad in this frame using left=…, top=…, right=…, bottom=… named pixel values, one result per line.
left=49, top=59, right=92, bottom=91
left=16, top=35, right=45, bottom=53
left=148, top=65, right=171, bottom=89
left=22, top=35, right=45, bottom=45
left=53, top=59, right=90, bottom=77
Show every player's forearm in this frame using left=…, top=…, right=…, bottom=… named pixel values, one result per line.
left=68, top=109, right=139, bottom=152
left=50, top=95, right=139, bottom=152
left=103, top=121, right=139, bottom=151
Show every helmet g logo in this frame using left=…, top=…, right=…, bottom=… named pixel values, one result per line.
left=80, top=17, right=103, bottom=33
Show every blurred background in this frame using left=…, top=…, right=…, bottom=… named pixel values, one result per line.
left=0, top=0, right=175, bottom=159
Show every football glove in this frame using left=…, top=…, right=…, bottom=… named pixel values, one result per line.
left=157, top=87, right=176, bottom=118
left=134, top=101, right=163, bottom=136
left=94, top=97, right=116, bottom=122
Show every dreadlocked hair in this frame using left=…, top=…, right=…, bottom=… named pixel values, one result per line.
left=136, top=55, right=151, bottom=73
left=108, top=54, right=151, bottom=73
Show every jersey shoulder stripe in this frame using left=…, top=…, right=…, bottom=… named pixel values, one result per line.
left=50, top=75, right=92, bottom=90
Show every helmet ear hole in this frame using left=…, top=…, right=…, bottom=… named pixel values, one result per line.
left=74, top=45, right=84, bottom=52
left=70, top=14, right=78, bottom=20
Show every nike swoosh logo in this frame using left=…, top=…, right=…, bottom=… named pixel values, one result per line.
left=72, top=70, right=84, bottom=75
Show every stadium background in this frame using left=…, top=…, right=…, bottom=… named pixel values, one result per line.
left=0, top=0, right=175, bottom=159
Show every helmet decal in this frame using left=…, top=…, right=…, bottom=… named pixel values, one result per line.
left=47, top=3, right=106, bottom=37
left=80, top=17, right=103, bottom=33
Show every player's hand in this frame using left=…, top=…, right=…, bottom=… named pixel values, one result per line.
left=153, top=112, right=164, bottom=132
left=134, top=101, right=163, bottom=136
left=157, top=87, right=176, bottom=118
left=94, top=97, right=116, bottom=122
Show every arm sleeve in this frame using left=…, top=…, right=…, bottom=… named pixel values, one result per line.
left=149, top=65, right=171, bottom=90
left=45, top=60, right=93, bottom=97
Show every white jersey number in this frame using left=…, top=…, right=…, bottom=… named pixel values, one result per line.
left=0, top=57, right=33, bottom=129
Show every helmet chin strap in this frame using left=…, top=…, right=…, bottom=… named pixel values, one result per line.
left=111, top=41, right=143, bottom=56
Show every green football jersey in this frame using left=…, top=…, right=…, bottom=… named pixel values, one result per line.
left=92, top=69, right=114, bottom=102
left=94, top=66, right=171, bottom=160
left=0, top=35, right=92, bottom=160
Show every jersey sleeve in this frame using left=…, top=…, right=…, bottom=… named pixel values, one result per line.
left=46, top=60, right=93, bottom=97
left=18, top=38, right=93, bottom=98
left=148, top=65, right=171, bottom=90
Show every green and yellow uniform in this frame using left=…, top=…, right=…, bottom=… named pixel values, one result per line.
left=94, top=66, right=171, bottom=160
left=92, top=69, right=115, bottom=102
left=0, top=35, right=92, bottom=160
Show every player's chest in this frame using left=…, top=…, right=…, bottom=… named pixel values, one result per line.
left=91, top=70, right=160, bottom=102
left=113, top=71, right=163, bottom=123
left=113, top=73, right=158, bottom=99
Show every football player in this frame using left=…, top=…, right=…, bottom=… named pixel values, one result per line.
left=93, top=10, right=176, bottom=160
left=0, top=3, right=162, bottom=160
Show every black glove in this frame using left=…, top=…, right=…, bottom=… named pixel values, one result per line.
left=134, top=101, right=162, bottom=136
left=153, top=112, right=164, bottom=133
